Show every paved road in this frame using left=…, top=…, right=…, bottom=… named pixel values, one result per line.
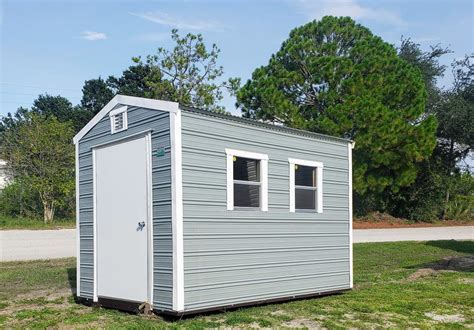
left=353, top=226, right=473, bottom=243
left=1, top=229, right=76, bottom=262
left=1, top=226, right=473, bottom=261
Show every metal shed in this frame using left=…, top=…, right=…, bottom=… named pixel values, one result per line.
left=74, top=95, right=354, bottom=315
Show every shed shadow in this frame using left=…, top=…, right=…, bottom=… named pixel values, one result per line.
left=159, top=290, right=347, bottom=322
left=406, top=256, right=474, bottom=274
left=404, top=240, right=474, bottom=279
left=424, top=240, right=474, bottom=254
left=67, top=267, right=78, bottom=302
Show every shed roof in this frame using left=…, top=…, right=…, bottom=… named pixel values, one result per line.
left=180, top=106, right=351, bottom=144
left=73, top=95, right=351, bottom=145
left=73, top=95, right=179, bottom=144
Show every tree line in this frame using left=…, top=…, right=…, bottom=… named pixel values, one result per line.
left=0, top=17, right=472, bottom=222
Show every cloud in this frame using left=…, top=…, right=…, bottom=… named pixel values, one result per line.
left=297, top=0, right=405, bottom=26
left=129, top=12, right=220, bottom=31
left=81, top=31, right=107, bottom=41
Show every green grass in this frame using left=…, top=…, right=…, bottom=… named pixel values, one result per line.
left=0, top=215, right=75, bottom=230
left=1, top=241, right=473, bottom=328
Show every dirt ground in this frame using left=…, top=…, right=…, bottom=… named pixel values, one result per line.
left=354, top=212, right=473, bottom=229
left=407, top=256, right=474, bottom=281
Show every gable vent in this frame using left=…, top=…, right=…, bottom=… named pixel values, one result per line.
left=114, top=112, right=124, bottom=131
left=109, top=106, right=128, bottom=134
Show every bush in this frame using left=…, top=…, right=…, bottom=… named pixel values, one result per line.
left=379, top=161, right=444, bottom=221
left=387, top=170, right=474, bottom=222
left=446, top=195, right=474, bottom=220
left=445, top=173, right=474, bottom=221
left=0, top=181, right=42, bottom=218
left=0, top=180, right=75, bottom=220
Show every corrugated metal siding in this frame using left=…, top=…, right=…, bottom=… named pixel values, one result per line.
left=180, top=110, right=351, bottom=311
left=77, top=105, right=173, bottom=310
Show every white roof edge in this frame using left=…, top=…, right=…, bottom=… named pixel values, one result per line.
left=73, top=95, right=179, bottom=144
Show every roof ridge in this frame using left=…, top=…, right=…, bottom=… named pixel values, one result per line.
left=179, top=105, right=351, bottom=144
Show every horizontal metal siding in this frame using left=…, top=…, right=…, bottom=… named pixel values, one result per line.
left=77, top=105, right=173, bottom=311
left=77, top=149, right=94, bottom=299
left=181, top=111, right=350, bottom=311
left=150, top=119, right=173, bottom=311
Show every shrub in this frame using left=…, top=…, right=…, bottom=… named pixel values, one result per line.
left=446, top=195, right=474, bottom=220
left=0, top=181, right=42, bottom=218
left=445, top=173, right=474, bottom=220
left=0, top=180, right=75, bottom=220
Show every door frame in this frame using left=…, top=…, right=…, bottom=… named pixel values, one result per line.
left=91, top=131, right=153, bottom=306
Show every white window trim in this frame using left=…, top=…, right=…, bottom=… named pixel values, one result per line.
left=109, top=105, right=128, bottom=134
left=226, top=149, right=268, bottom=211
left=288, top=158, right=323, bottom=213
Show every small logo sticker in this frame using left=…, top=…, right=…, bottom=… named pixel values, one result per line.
left=154, top=147, right=165, bottom=157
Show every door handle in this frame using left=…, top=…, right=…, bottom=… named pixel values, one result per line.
left=137, top=221, right=146, bottom=231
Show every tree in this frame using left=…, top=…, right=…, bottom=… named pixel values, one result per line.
left=0, top=107, right=29, bottom=134
left=1, top=94, right=87, bottom=133
left=434, top=55, right=474, bottom=218
left=0, top=114, right=75, bottom=222
left=389, top=43, right=472, bottom=220
left=436, top=55, right=474, bottom=170
left=31, top=94, right=75, bottom=122
left=80, top=77, right=115, bottom=116
left=397, top=37, right=451, bottom=111
left=237, top=16, right=437, bottom=199
left=134, top=29, right=238, bottom=113
left=32, top=93, right=91, bottom=132
left=88, top=29, right=239, bottom=113
left=107, top=63, right=154, bottom=97
left=386, top=38, right=452, bottom=220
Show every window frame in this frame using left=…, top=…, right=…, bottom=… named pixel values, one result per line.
left=288, top=158, right=323, bottom=213
left=109, top=106, right=128, bottom=134
left=226, top=149, right=268, bottom=211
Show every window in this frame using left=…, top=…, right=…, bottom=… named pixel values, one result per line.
left=226, top=149, right=268, bottom=211
left=289, top=158, right=323, bottom=213
left=109, top=106, right=128, bottom=134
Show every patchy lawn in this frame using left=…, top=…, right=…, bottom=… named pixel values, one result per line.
left=0, top=215, right=75, bottom=230
left=1, top=241, right=473, bottom=328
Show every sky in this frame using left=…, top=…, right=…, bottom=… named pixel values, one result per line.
left=1, top=0, right=473, bottom=117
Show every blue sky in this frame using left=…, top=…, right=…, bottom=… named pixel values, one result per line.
left=1, top=0, right=473, bottom=117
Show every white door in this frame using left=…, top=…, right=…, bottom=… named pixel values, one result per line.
left=95, top=135, right=150, bottom=302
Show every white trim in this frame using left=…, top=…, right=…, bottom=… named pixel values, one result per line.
left=225, top=149, right=269, bottom=161
left=91, top=134, right=154, bottom=304
left=289, top=161, right=295, bottom=213
left=145, top=132, right=154, bottom=307
left=317, top=165, right=323, bottom=213
left=88, top=129, right=153, bottom=150
left=288, top=158, right=323, bottom=169
left=109, top=105, right=128, bottom=117
left=261, top=159, right=268, bottom=212
left=109, top=106, right=128, bottom=134
left=92, top=148, right=98, bottom=302
left=73, top=95, right=179, bottom=144
left=288, top=158, right=324, bottom=213
left=226, top=152, right=234, bottom=211
left=75, top=143, right=80, bottom=298
left=170, top=110, right=184, bottom=311
left=225, top=149, right=269, bottom=211
left=348, top=142, right=354, bottom=289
